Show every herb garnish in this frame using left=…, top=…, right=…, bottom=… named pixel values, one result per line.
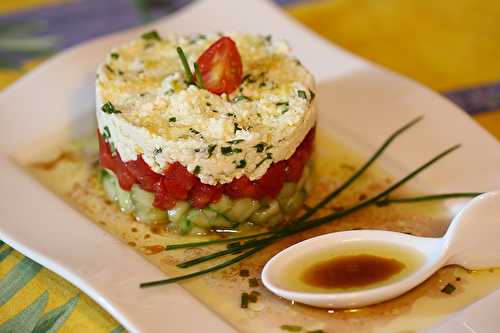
left=207, top=144, right=217, bottom=158
left=297, top=90, right=307, bottom=99
left=189, top=128, right=200, bottom=135
left=110, top=52, right=119, bottom=60
left=153, top=147, right=163, bottom=155
left=232, top=95, right=251, bottom=103
left=169, top=117, right=176, bottom=123
left=249, top=278, right=259, bottom=287
left=194, top=62, right=205, bottom=89
left=139, top=116, right=470, bottom=288
left=102, top=126, right=111, bottom=140
left=141, top=30, right=161, bottom=41
left=235, top=159, right=247, bottom=169
left=441, top=283, right=456, bottom=294
left=234, top=123, right=243, bottom=133
left=254, top=143, right=266, bottom=152
left=105, top=65, right=114, bottom=74
left=176, top=46, right=204, bottom=89
left=101, top=101, right=121, bottom=114
left=227, top=139, right=244, bottom=144
left=221, top=146, right=242, bottom=155
left=249, top=291, right=260, bottom=302
left=256, top=153, right=272, bottom=168
left=241, top=292, right=249, bottom=309
left=193, top=166, right=201, bottom=175
left=280, top=325, right=302, bottom=332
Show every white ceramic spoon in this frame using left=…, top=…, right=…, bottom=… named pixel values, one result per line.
left=262, top=191, right=500, bottom=309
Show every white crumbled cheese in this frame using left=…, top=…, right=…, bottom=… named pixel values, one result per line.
left=96, top=32, right=316, bottom=185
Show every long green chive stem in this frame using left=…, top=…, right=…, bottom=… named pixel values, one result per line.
left=165, top=232, right=274, bottom=250
left=376, top=192, right=482, bottom=206
left=176, top=237, right=274, bottom=268
left=298, top=116, right=423, bottom=222
left=277, top=144, right=461, bottom=235
left=164, top=116, right=423, bottom=251
left=194, top=62, right=205, bottom=89
left=141, top=145, right=460, bottom=286
left=140, top=246, right=266, bottom=288
left=176, top=47, right=194, bottom=84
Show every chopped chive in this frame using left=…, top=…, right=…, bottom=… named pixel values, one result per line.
left=259, top=82, right=267, bottom=88
left=101, top=101, right=121, bottom=114
left=249, top=278, right=259, bottom=287
left=249, top=291, right=259, bottom=302
left=307, top=330, right=325, bottom=333
left=141, top=30, right=161, bottom=41
left=276, top=101, right=289, bottom=106
left=118, top=70, right=124, bottom=76
left=102, top=126, right=111, bottom=140
left=242, top=74, right=252, bottom=82
left=206, top=102, right=211, bottom=107
left=226, top=112, right=235, bottom=117
left=241, top=292, right=249, bottom=309
left=235, top=159, right=247, bottom=169
left=189, top=128, right=200, bottom=135
left=194, top=62, right=205, bottom=89
left=176, top=46, right=194, bottom=84
left=169, top=117, right=176, bottom=122
left=232, top=95, right=251, bottom=103
left=280, top=325, right=302, bottom=332
left=441, top=283, right=456, bottom=294
left=264, top=35, right=272, bottom=42
left=227, top=139, right=244, bottom=144
left=254, top=143, right=266, bottom=152
left=239, top=269, right=250, bottom=277
left=234, top=123, right=242, bottom=133
left=207, top=144, right=217, bottom=158
left=297, top=90, right=307, bottom=99
left=153, top=147, right=162, bottom=155
left=256, top=153, right=272, bottom=168
left=193, top=166, right=201, bottom=175
left=281, top=107, right=289, bottom=114
left=105, top=65, right=114, bottom=73
left=110, top=52, right=119, bottom=60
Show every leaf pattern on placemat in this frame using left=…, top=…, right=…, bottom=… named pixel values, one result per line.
left=0, top=257, right=42, bottom=307
left=0, top=254, right=80, bottom=332
left=0, top=291, right=49, bottom=333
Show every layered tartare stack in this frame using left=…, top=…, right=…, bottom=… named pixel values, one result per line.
left=96, top=31, right=316, bottom=234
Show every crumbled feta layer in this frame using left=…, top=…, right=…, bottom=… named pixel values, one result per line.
left=96, top=32, right=316, bottom=185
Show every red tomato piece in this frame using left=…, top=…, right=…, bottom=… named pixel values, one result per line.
left=223, top=175, right=258, bottom=199
left=196, top=36, right=243, bottom=95
left=98, top=132, right=136, bottom=191
left=162, top=162, right=197, bottom=200
left=255, top=161, right=286, bottom=198
left=126, top=156, right=162, bottom=192
left=190, top=181, right=223, bottom=209
left=152, top=181, right=176, bottom=210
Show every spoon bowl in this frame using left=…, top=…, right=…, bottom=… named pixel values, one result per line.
left=262, top=191, right=500, bottom=308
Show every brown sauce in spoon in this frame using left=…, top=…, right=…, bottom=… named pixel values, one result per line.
left=302, top=254, right=406, bottom=289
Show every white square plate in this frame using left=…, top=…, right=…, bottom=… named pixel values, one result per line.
left=1, top=1, right=500, bottom=332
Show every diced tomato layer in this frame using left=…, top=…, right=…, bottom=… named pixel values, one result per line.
left=98, top=128, right=315, bottom=209
left=98, top=132, right=137, bottom=191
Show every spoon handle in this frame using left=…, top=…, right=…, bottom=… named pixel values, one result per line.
left=444, top=191, right=500, bottom=270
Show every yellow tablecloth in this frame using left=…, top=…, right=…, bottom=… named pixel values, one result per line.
left=1, top=1, right=499, bottom=332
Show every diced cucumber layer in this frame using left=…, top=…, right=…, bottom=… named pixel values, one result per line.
left=101, top=169, right=134, bottom=213
left=130, top=185, right=167, bottom=224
